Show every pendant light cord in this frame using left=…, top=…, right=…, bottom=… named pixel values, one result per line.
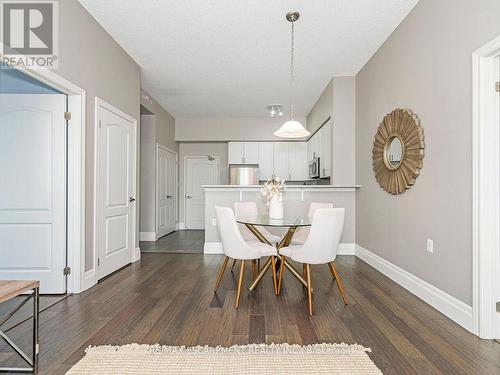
left=290, top=19, right=295, bottom=120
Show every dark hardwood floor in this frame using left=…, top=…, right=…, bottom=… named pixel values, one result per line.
left=140, top=230, right=204, bottom=253
left=0, top=253, right=499, bottom=374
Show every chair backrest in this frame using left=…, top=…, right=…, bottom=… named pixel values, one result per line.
left=214, top=206, right=260, bottom=260
left=307, top=202, right=334, bottom=219
left=234, top=201, right=259, bottom=241
left=301, top=208, right=345, bottom=264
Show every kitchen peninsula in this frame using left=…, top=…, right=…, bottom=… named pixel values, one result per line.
left=203, top=184, right=360, bottom=254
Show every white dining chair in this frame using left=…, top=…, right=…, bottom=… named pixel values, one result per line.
left=291, top=202, right=333, bottom=245
left=213, top=206, right=278, bottom=308
left=278, top=208, right=347, bottom=316
left=233, top=201, right=281, bottom=272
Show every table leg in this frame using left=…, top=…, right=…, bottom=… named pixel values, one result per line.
left=33, top=287, right=39, bottom=374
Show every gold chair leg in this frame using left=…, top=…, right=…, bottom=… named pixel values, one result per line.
left=278, top=256, right=286, bottom=295
left=328, top=262, right=336, bottom=281
left=235, top=260, right=245, bottom=309
left=270, top=256, right=278, bottom=295
left=329, top=262, right=348, bottom=305
left=306, top=264, right=313, bottom=316
left=231, top=259, right=237, bottom=272
left=252, top=260, right=257, bottom=281
left=214, top=256, right=229, bottom=292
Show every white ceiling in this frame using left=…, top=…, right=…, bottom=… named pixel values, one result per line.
left=79, top=0, right=418, bottom=118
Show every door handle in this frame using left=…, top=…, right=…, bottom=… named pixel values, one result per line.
left=186, top=195, right=192, bottom=199
left=129, top=197, right=136, bottom=202
left=166, top=195, right=173, bottom=198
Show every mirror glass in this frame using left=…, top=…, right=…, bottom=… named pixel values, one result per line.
left=385, top=136, right=403, bottom=169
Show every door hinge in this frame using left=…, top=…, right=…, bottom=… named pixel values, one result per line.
left=97, top=258, right=100, bottom=266
left=64, top=112, right=71, bottom=121
left=496, top=81, right=500, bottom=92
left=98, top=120, right=102, bottom=129
left=63, top=266, right=71, bottom=276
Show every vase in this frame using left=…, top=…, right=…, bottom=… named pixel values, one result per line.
left=269, top=193, right=284, bottom=219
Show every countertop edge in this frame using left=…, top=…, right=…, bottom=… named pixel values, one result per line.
left=203, top=185, right=361, bottom=189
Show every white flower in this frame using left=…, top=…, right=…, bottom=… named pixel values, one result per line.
left=261, top=177, right=286, bottom=205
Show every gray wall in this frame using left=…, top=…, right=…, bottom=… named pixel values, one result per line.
left=355, top=0, right=500, bottom=305
left=179, top=142, right=229, bottom=224
left=139, top=115, right=156, bottom=233
left=140, top=90, right=178, bottom=153
left=307, top=79, right=333, bottom=134
left=175, top=117, right=306, bottom=141
left=332, top=77, right=356, bottom=185
left=57, top=0, right=141, bottom=272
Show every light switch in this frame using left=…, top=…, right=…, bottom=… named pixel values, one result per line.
left=212, top=218, right=217, bottom=226
left=426, top=239, right=433, bottom=253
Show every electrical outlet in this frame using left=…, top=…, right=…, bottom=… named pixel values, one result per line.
left=426, top=239, right=434, bottom=253
left=212, top=218, right=217, bottom=226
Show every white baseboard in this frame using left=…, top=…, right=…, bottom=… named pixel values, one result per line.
left=82, top=269, right=96, bottom=292
left=355, top=244, right=474, bottom=333
left=140, top=232, right=156, bottom=241
left=204, top=242, right=224, bottom=254
left=337, top=243, right=356, bottom=255
left=133, top=247, right=141, bottom=262
left=176, top=222, right=186, bottom=230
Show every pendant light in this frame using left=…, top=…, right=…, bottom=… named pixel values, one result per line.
left=274, top=11, right=310, bottom=139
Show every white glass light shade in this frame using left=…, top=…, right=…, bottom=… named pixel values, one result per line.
left=274, top=120, right=310, bottom=138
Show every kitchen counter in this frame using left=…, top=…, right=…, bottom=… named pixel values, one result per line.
left=203, top=184, right=358, bottom=254
left=203, top=184, right=361, bottom=190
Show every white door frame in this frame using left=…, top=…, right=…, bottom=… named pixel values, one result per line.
left=155, top=143, right=178, bottom=238
left=3, top=64, right=86, bottom=294
left=183, top=155, right=220, bottom=229
left=93, top=97, right=138, bottom=284
left=472, top=34, right=500, bottom=338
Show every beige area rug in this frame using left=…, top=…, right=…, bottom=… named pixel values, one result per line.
left=67, top=343, right=382, bottom=374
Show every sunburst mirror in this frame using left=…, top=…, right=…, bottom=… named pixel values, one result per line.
left=372, top=109, right=424, bottom=195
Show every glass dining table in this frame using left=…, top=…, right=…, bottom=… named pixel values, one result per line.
left=235, top=215, right=311, bottom=291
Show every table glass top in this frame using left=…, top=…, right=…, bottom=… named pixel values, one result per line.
left=235, top=215, right=311, bottom=227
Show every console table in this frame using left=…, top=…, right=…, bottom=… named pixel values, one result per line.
left=0, top=280, right=39, bottom=373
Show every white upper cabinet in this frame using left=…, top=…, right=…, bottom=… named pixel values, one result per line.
left=228, top=142, right=260, bottom=164
left=273, top=142, right=290, bottom=180
left=228, top=141, right=309, bottom=181
left=228, top=142, right=244, bottom=164
left=288, top=142, right=308, bottom=180
left=306, top=120, right=332, bottom=178
left=320, top=121, right=331, bottom=178
left=243, top=142, right=259, bottom=164
left=258, top=142, right=274, bottom=180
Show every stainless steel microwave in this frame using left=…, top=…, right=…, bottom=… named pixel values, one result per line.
left=309, top=156, right=320, bottom=179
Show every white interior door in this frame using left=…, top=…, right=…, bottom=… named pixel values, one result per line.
left=496, top=55, right=500, bottom=340
left=185, top=157, right=218, bottom=229
left=157, top=145, right=176, bottom=238
left=0, top=94, right=67, bottom=293
left=97, top=102, right=136, bottom=280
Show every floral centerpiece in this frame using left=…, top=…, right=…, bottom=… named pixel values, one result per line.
left=261, top=176, right=285, bottom=219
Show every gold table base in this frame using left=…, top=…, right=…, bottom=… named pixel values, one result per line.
left=245, top=224, right=309, bottom=291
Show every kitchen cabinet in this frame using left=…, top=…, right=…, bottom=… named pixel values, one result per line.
left=228, top=142, right=259, bottom=164
left=258, top=142, right=274, bottom=180
left=243, top=142, right=259, bottom=164
left=228, top=141, right=308, bottom=182
left=273, top=142, right=289, bottom=180
left=273, top=142, right=307, bottom=181
left=320, top=121, right=331, bottom=178
left=228, top=142, right=244, bottom=164
left=288, top=142, right=308, bottom=180
left=306, top=121, right=331, bottom=178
